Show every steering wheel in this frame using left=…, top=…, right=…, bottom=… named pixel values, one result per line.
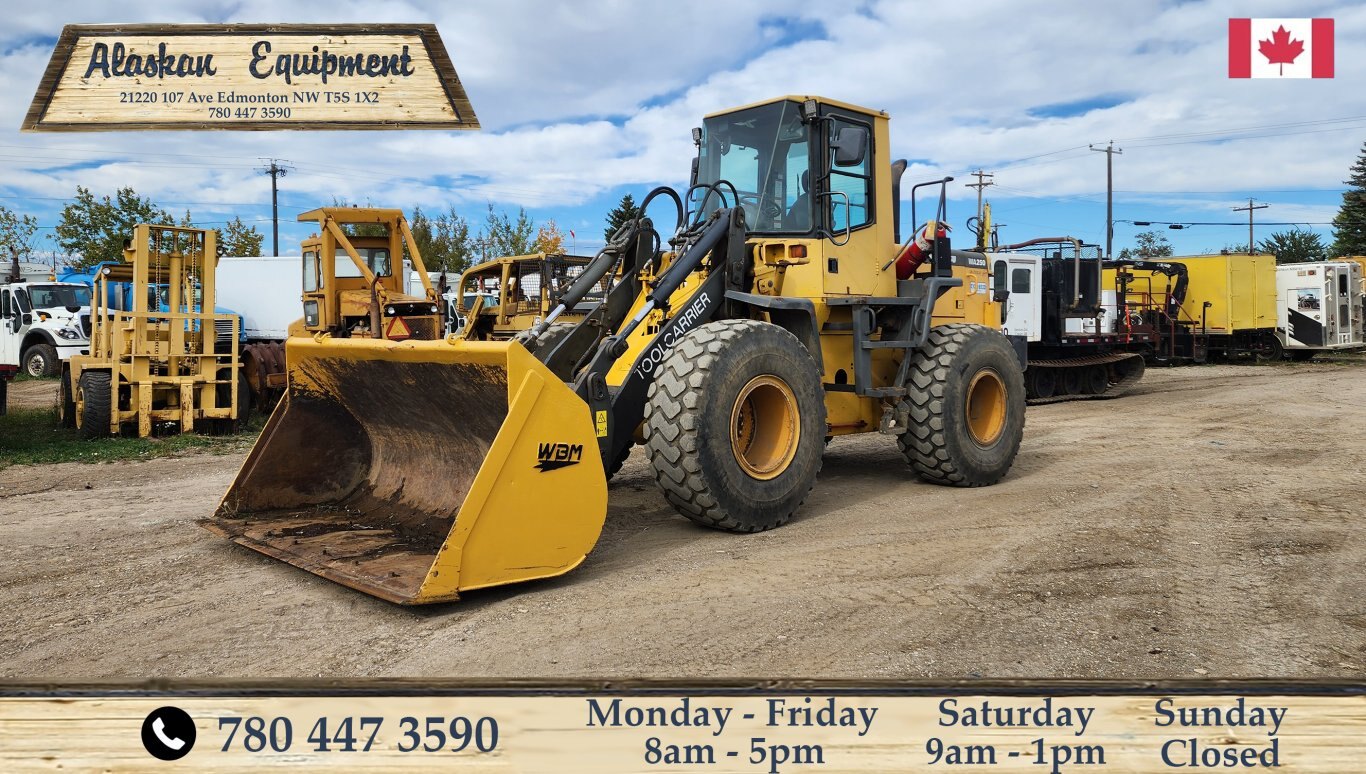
left=736, top=193, right=783, bottom=228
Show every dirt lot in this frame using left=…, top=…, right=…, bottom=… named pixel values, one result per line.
left=1, top=361, right=1363, bottom=680
left=6, top=378, right=59, bottom=411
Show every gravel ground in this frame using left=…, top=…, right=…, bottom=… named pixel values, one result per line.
left=0, top=361, right=1363, bottom=680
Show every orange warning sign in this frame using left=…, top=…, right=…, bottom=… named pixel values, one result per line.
left=385, top=316, right=411, bottom=341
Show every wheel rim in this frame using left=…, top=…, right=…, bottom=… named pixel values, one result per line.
left=730, top=374, right=800, bottom=480
left=1032, top=368, right=1056, bottom=398
left=1085, top=365, right=1108, bottom=394
left=965, top=368, right=1008, bottom=447
left=1062, top=369, right=1082, bottom=395
left=25, top=353, right=44, bottom=377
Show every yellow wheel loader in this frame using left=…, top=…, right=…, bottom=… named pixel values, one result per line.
left=205, top=96, right=1026, bottom=605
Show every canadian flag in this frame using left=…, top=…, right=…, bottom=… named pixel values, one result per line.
left=1230, top=18, right=1333, bottom=78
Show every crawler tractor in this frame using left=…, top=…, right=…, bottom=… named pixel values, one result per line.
left=455, top=253, right=604, bottom=340
left=205, top=96, right=1027, bottom=604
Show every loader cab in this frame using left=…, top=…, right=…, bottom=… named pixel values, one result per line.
left=693, top=97, right=874, bottom=237
left=692, top=96, right=892, bottom=297
left=297, top=207, right=441, bottom=341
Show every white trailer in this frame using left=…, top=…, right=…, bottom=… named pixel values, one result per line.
left=217, top=256, right=303, bottom=341
left=1276, top=261, right=1365, bottom=359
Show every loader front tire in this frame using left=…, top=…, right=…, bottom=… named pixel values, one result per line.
left=645, top=319, right=825, bottom=532
left=898, top=324, right=1025, bottom=487
left=77, top=370, right=112, bottom=440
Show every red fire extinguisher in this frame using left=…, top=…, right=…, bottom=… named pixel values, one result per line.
left=894, top=221, right=950, bottom=280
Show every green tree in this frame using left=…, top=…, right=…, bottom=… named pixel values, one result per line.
left=220, top=216, right=264, bottom=256
left=481, top=205, right=537, bottom=258
left=54, top=186, right=172, bottom=270
left=1258, top=228, right=1327, bottom=263
left=0, top=204, right=40, bottom=272
left=1116, top=230, right=1173, bottom=260
left=408, top=205, right=475, bottom=274
left=603, top=193, right=641, bottom=241
left=1331, top=141, right=1366, bottom=257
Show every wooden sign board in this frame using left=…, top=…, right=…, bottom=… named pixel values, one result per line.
left=23, top=24, right=479, bottom=131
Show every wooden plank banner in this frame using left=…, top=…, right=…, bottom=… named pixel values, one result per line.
left=22, top=24, right=479, bottom=131
left=0, top=681, right=1364, bottom=772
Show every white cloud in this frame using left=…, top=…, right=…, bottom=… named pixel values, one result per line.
left=0, top=0, right=1361, bottom=250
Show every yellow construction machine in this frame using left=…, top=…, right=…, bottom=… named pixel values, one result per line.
left=62, top=225, right=244, bottom=437
left=292, top=207, right=443, bottom=341
left=455, top=253, right=603, bottom=340
left=205, top=96, right=1027, bottom=605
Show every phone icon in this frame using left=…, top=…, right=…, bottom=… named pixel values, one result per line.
left=152, top=717, right=186, bottom=750
left=141, top=707, right=196, bottom=760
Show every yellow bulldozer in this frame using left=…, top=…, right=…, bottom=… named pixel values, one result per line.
left=455, top=253, right=604, bottom=340
left=205, top=96, right=1027, bottom=605
left=292, top=207, right=443, bottom=340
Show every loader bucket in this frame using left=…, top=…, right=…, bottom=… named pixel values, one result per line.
left=202, top=336, right=607, bottom=605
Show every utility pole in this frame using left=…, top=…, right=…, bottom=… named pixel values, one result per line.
left=965, top=170, right=994, bottom=249
left=965, top=170, right=994, bottom=223
left=1232, top=198, right=1269, bottom=254
left=1090, top=142, right=1122, bottom=257
left=259, top=159, right=290, bottom=256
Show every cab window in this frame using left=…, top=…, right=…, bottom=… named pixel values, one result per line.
left=993, top=260, right=1008, bottom=292
left=1012, top=268, right=1032, bottom=294
left=827, top=117, right=872, bottom=232
left=303, top=251, right=319, bottom=292
left=335, top=248, right=392, bottom=278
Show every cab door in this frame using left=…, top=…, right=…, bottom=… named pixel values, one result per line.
left=1, top=287, right=22, bottom=366
left=994, top=255, right=1041, bottom=341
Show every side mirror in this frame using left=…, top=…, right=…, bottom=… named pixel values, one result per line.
left=831, top=126, right=868, bottom=167
left=993, top=289, right=1010, bottom=303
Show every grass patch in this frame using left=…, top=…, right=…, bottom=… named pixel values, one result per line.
left=0, top=407, right=263, bottom=469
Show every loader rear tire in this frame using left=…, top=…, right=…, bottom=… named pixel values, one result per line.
left=645, top=319, right=825, bottom=533
left=898, top=324, right=1025, bottom=487
left=77, top=370, right=112, bottom=440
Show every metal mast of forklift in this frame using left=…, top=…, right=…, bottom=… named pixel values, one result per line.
left=1090, top=142, right=1122, bottom=257
left=1233, top=198, right=1269, bottom=254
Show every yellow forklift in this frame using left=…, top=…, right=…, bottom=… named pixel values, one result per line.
left=61, top=225, right=244, bottom=437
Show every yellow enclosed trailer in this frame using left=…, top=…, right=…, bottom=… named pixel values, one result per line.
left=1118, top=253, right=1281, bottom=360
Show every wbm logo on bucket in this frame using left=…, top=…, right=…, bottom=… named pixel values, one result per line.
left=1229, top=18, right=1334, bottom=78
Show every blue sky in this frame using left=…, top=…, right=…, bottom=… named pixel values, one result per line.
left=1, top=0, right=1363, bottom=262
